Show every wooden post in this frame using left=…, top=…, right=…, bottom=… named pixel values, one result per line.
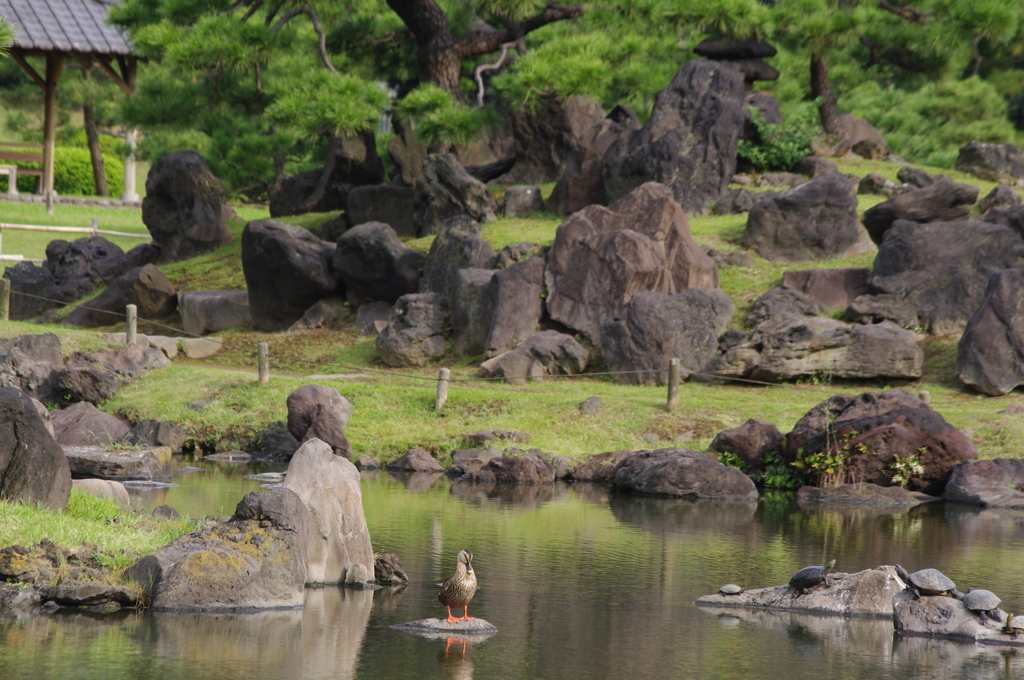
left=435, top=368, right=451, bottom=412
left=918, top=390, right=930, bottom=405
left=125, top=304, right=137, bottom=345
left=90, top=217, right=99, bottom=236
left=258, top=342, right=269, bottom=385
left=42, top=54, right=64, bottom=199
left=0, top=278, right=10, bottom=321
left=667, top=358, right=680, bottom=411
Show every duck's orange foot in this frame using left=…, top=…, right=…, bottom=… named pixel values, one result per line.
left=459, top=615, right=476, bottom=621
left=446, top=615, right=460, bottom=623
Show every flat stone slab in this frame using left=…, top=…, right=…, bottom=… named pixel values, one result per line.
left=392, top=617, right=498, bottom=635
left=694, top=566, right=903, bottom=617
left=64, top=446, right=173, bottom=480
left=180, top=337, right=223, bottom=359
left=797, top=483, right=940, bottom=506
left=893, top=590, right=1024, bottom=645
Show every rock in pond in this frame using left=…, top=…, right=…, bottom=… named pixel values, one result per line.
left=892, top=589, right=1020, bottom=644
left=392, top=617, right=498, bottom=638
left=610, top=448, right=757, bottom=500
left=64, top=445, right=173, bottom=481
left=695, top=566, right=903, bottom=617
left=944, top=459, right=1024, bottom=509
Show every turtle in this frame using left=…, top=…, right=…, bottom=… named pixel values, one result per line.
left=963, top=587, right=1002, bottom=624
left=1004, top=613, right=1024, bottom=638
left=895, top=565, right=958, bottom=599
left=719, top=584, right=744, bottom=595
left=789, top=558, right=836, bottom=595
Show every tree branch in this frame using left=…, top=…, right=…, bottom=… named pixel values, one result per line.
left=454, top=5, right=584, bottom=59
left=303, top=7, right=339, bottom=73
left=474, top=42, right=514, bottom=108
left=271, top=8, right=302, bottom=31
left=858, top=35, right=926, bottom=73
left=239, top=0, right=264, bottom=23
left=877, top=1, right=931, bottom=22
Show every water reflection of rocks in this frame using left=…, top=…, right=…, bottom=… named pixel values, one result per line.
left=608, top=493, right=757, bottom=536
left=448, top=480, right=568, bottom=509
left=698, top=605, right=894, bottom=654
left=893, top=636, right=1024, bottom=679
left=386, top=470, right=443, bottom=492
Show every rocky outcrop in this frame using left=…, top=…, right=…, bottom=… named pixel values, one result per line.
left=0, top=333, right=62, bottom=402
left=387, top=449, right=444, bottom=472
left=844, top=294, right=919, bottom=329
left=286, top=385, right=353, bottom=459
left=862, top=178, right=979, bottom=245
left=602, top=59, right=746, bottom=213
left=450, top=268, right=497, bottom=356
left=0, top=387, right=72, bottom=509
left=2, top=261, right=54, bottom=320
left=782, top=268, right=869, bottom=310
left=480, top=331, right=589, bottom=383
left=142, top=151, right=230, bottom=262
left=420, top=216, right=494, bottom=305
left=57, top=343, right=170, bottom=405
left=503, top=95, right=607, bottom=185
left=241, top=219, right=340, bottom=331
left=743, top=172, right=860, bottom=261
left=63, top=264, right=177, bottom=327
left=711, top=188, right=776, bottom=215
left=568, top=450, right=639, bottom=482
left=466, top=453, right=555, bottom=484
left=50, top=401, right=129, bottom=447
left=710, top=419, right=783, bottom=474
left=64, top=445, right=173, bottom=480
left=978, top=185, right=1022, bottom=213
left=503, top=185, right=544, bottom=217
left=745, top=286, right=822, bottom=328
left=376, top=293, right=446, bottom=367
left=695, top=566, right=903, bottom=617
left=869, top=220, right=1024, bottom=334
left=415, top=154, right=498, bottom=234
left=346, top=185, right=418, bottom=238
left=610, top=448, right=758, bottom=500
left=178, top=290, right=250, bottom=336
left=601, top=289, right=734, bottom=385
left=332, top=222, right=425, bottom=306
left=484, top=254, right=546, bottom=359
left=893, top=590, right=1013, bottom=643
left=545, top=182, right=718, bottom=343
left=955, top=141, right=1024, bottom=184
left=281, top=439, right=373, bottom=584
left=957, top=269, right=1024, bottom=395
left=782, top=389, right=977, bottom=494
left=944, top=459, right=1024, bottom=508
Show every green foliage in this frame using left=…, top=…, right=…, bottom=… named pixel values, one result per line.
left=738, top=100, right=821, bottom=171
left=682, top=0, right=774, bottom=40
left=886, top=450, right=926, bottom=488
left=715, top=449, right=747, bottom=472
left=841, top=77, right=1021, bottom=168
left=0, top=16, right=15, bottom=55
left=266, top=70, right=388, bottom=139
left=758, top=448, right=805, bottom=491
left=394, top=84, right=487, bottom=150
left=0, top=147, right=125, bottom=196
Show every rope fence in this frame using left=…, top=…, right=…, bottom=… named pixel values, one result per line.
left=1, top=287, right=1016, bottom=410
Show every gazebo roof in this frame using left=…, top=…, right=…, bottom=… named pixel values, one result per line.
left=0, top=0, right=131, bottom=56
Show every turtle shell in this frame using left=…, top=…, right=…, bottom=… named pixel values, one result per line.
left=790, top=565, right=826, bottom=590
left=964, top=588, right=1001, bottom=612
left=908, top=568, right=956, bottom=595
left=719, top=584, right=744, bottom=595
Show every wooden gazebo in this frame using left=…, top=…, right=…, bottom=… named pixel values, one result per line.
left=0, top=0, right=138, bottom=199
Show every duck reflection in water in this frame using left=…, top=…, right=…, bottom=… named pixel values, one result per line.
left=438, top=636, right=475, bottom=679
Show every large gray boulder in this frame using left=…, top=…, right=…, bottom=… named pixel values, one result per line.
left=977, top=185, right=1022, bottom=213
left=709, top=418, right=784, bottom=475
left=945, top=459, right=1024, bottom=508
left=0, top=387, right=72, bottom=510
left=51, top=401, right=130, bottom=447
left=241, top=219, right=340, bottom=331
left=142, top=150, right=231, bottom=262
left=781, top=268, right=869, bottom=310
left=545, top=182, right=718, bottom=343
left=893, top=589, right=1011, bottom=642
left=610, top=448, right=758, bottom=500
left=0, top=333, right=62, bottom=402
left=2, top=261, right=54, bottom=320
left=862, top=177, right=979, bottom=245
left=602, top=59, right=746, bottom=213
left=782, top=389, right=977, bottom=494
left=57, top=343, right=170, bottom=404
left=178, top=290, right=250, bottom=336
left=466, top=453, right=556, bottom=484
left=745, top=285, right=823, bottom=327
left=955, top=141, right=1024, bottom=184
left=869, top=220, right=1024, bottom=334
left=282, top=439, right=374, bottom=585
left=743, top=172, right=860, bottom=261
left=420, top=215, right=494, bottom=305
left=984, top=205, right=1024, bottom=237
left=450, top=268, right=498, bottom=356
left=63, top=264, right=177, bottom=327
left=484, top=254, right=546, bottom=359
left=45, top=236, right=123, bottom=286
left=346, top=185, right=418, bottom=238
left=502, top=95, right=607, bottom=185
left=480, top=331, right=589, bottom=384
left=286, top=385, right=353, bottom=459
left=64, top=445, right=173, bottom=480
left=376, top=293, right=446, bottom=367
left=415, top=154, right=498, bottom=234
left=332, top=221, right=425, bottom=306
left=957, top=269, right=1024, bottom=395
left=601, top=289, right=734, bottom=385
left=126, top=488, right=314, bottom=610
left=119, top=418, right=188, bottom=454
left=714, top=315, right=923, bottom=383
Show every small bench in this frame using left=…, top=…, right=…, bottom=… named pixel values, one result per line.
left=0, top=142, right=44, bottom=195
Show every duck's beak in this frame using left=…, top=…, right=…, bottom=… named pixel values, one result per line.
left=466, top=561, right=473, bottom=572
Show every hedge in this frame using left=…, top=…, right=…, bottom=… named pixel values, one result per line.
left=0, top=146, right=125, bottom=197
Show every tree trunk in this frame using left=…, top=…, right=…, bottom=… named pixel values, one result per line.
left=301, top=134, right=340, bottom=213
left=82, top=69, right=108, bottom=197
left=810, top=53, right=842, bottom=136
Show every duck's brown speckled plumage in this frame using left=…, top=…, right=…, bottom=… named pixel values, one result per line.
left=439, top=549, right=477, bottom=620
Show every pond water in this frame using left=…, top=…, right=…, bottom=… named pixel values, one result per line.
left=3, top=457, right=1024, bottom=680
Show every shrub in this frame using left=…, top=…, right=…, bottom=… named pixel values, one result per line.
left=0, top=146, right=125, bottom=196
left=394, top=84, right=488, bottom=151
left=737, top=100, right=821, bottom=172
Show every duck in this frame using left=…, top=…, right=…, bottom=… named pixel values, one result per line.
left=438, top=549, right=477, bottom=623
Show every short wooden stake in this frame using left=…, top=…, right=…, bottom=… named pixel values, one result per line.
left=0, top=278, right=10, bottom=321
left=667, top=358, right=680, bottom=411
left=90, top=217, right=99, bottom=236
left=125, top=304, right=137, bottom=345
left=435, top=368, right=451, bottom=412
left=918, top=390, right=930, bottom=405
left=258, top=342, right=269, bottom=385
left=45, top=190, right=54, bottom=216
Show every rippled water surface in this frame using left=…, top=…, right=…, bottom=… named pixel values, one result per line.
left=3, top=458, right=1024, bottom=680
